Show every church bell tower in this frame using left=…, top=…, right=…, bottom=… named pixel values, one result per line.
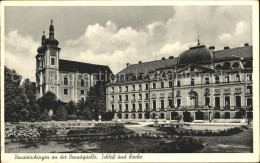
left=36, top=20, right=61, bottom=99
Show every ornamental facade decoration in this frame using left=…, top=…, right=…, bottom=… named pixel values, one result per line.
left=204, top=88, right=210, bottom=96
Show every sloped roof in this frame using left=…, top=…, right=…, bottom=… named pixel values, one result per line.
left=213, top=46, right=252, bottom=62
left=118, top=58, right=178, bottom=75
left=59, top=59, right=112, bottom=74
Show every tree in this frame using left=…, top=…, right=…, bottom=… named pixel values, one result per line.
left=82, top=107, right=93, bottom=120
left=102, top=111, right=115, bottom=121
left=66, top=100, right=76, bottom=115
left=37, top=91, right=57, bottom=113
left=56, top=106, right=68, bottom=121
left=4, top=66, right=27, bottom=122
left=85, top=81, right=107, bottom=120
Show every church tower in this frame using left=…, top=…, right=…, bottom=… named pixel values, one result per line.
left=36, top=20, right=61, bottom=99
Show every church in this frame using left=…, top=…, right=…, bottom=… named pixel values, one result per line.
left=36, top=21, right=112, bottom=102
left=106, top=40, right=253, bottom=122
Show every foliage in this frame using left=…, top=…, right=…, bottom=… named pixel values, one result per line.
left=94, top=123, right=134, bottom=135
left=66, top=101, right=76, bottom=115
left=82, top=107, right=94, bottom=120
left=157, top=126, right=243, bottom=136
left=55, top=106, right=68, bottom=121
left=37, top=126, right=58, bottom=137
left=102, top=111, right=115, bottom=121
left=84, top=81, right=107, bottom=120
left=39, top=109, right=51, bottom=121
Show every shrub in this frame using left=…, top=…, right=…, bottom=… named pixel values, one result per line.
left=102, top=111, right=115, bottom=121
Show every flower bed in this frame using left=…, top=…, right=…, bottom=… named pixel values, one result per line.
left=138, top=136, right=204, bottom=153
left=157, top=126, right=243, bottom=136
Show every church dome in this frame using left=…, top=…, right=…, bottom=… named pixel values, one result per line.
left=44, top=38, right=59, bottom=46
left=178, top=45, right=213, bottom=65
left=37, top=46, right=46, bottom=53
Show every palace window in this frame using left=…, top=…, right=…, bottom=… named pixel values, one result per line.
left=81, top=90, right=84, bottom=95
left=111, top=87, right=114, bottom=93
left=236, top=74, right=240, bottom=82
left=161, top=100, right=164, bottom=109
left=132, top=104, right=136, bottom=111
left=215, top=76, right=220, bottom=84
left=235, top=96, right=241, bottom=107
left=247, top=86, right=252, bottom=94
left=119, top=86, right=122, bottom=92
left=205, top=77, right=209, bottom=84
left=119, top=104, right=122, bottom=111
left=161, top=82, right=164, bottom=88
left=119, top=95, right=122, bottom=101
left=177, top=99, right=181, bottom=108
left=145, top=103, right=149, bottom=110
left=132, top=85, right=135, bottom=91
left=139, top=84, right=142, bottom=91
left=153, top=100, right=156, bottom=110
left=177, top=80, right=181, bottom=87
left=145, top=93, right=149, bottom=100
left=191, top=79, right=195, bottom=86
left=169, top=99, right=173, bottom=108
left=111, top=96, right=114, bottom=102
left=153, top=83, right=156, bottom=89
left=139, top=103, right=142, bottom=110
left=64, top=89, right=68, bottom=95
left=225, top=76, right=230, bottom=83
left=111, top=104, right=114, bottom=111
left=247, top=74, right=252, bottom=81
left=132, top=94, right=135, bottom=100
left=125, top=86, right=128, bottom=92
left=169, top=81, right=173, bottom=88
left=81, top=79, right=84, bottom=86
left=64, top=77, right=68, bottom=85
left=145, top=84, right=149, bottom=90
left=205, top=97, right=210, bottom=106
left=139, top=94, right=142, bottom=100
left=125, top=95, right=128, bottom=101
left=125, top=104, right=128, bottom=111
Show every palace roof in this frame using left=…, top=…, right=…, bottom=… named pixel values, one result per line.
left=118, top=58, right=178, bottom=75
left=213, top=45, right=252, bottom=62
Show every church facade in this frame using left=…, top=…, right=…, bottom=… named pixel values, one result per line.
left=36, top=21, right=112, bottom=102
left=106, top=41, right=253, bottom=122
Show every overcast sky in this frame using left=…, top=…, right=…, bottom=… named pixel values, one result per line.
left=5, top=6, right=252, bottom=81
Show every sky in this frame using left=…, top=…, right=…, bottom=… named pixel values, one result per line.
left=4, top=6, right=252, bottom=81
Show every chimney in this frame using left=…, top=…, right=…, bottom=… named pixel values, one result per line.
left=244, top=43, right=249, bottom=46
left=169, top=56, right=174, bottom=59
left=139, top=61, right=142, bottom=64
left=224, top=46, right=230, bottom=50
left=126, top=63, right=129, bottom=67
left=161, top=57, right=165, bottom=60
left=209, top=46, right=215, bottom=50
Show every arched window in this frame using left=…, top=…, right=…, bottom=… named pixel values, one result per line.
left=232, top=62, right=239, bottom=69
left=64, top=77, right=68, bottom=85
left=191, top=78, right=195, bottom=86
left=81, top=79, right=84, bottom=86
left=223, top=62, right=231, bottom=70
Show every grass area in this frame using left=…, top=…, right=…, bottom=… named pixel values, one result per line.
left=194, top=129, right=253, bottom=153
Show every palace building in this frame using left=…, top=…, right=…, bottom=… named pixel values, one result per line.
left=36, top=21, right=112, bottom=102
left=106, top=41, right=253, bottom=122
